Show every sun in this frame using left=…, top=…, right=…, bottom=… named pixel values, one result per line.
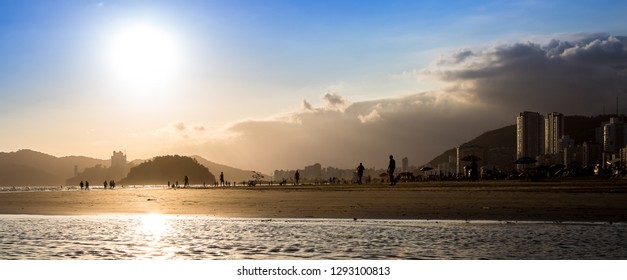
left=105, top=22, right=183, bottom=91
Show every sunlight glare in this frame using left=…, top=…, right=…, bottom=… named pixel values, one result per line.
left=138, top=214, right=169, bottom=237
left=105, top=22, right=183, bottom=92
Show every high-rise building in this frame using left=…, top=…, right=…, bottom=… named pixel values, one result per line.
left=602, top=117, right=627, bottom=165
left=603, top=117, right=627, bottom=154
left=517, top=111, right=545, bottom=159
left=402, top=157, right=408, bottom=172
left=545, top=112, right=565, bottom=155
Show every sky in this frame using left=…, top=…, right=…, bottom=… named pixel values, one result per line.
left=1, top=0, right=627, bottom=174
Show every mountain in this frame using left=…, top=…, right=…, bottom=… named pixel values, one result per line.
left=120, top=155, right=216, bottom=185
left=0, top=149, right=260, bottom=186
left=0, top=163, right=57, bottom=186
left=191, top=155, right=266, bottom=183
left=0, top=149, right=108, bottom=186
left=427, top=125, right=516, bottom=170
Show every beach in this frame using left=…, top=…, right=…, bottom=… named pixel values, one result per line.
left=1, top=180, right=626, bottom=222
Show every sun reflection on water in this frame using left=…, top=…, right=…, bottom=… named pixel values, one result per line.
left=135, top=214, right=176, bottom=259
left=138, top=214, right=169, bottom=237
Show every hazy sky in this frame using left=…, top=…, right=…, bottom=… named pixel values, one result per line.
left=1, top=0, right=627, bottom=173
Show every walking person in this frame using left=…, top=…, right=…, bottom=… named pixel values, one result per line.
left=79, top=181, right=84, bottom=190
left=103, top=180, right=108, bottom=189
left=294, top=170, right=300, bottom=185
left=85, top=181, right=90, bottom=190
left=219, top=172, right=225, bottom=186
left=387, top=155, right=396, bottom=186
left=356, top=163, right=365, bottom=184
left=184, top=175, right=189, bottom=188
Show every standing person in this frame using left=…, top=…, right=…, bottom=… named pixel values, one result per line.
left=387, top=155, right=396, bottom=186
left=294, top=170, right=300, bottom=185
left=79, top=181, right=84, bottom=190
left=356, top=163, right=365, bottom=185
left=85, top=181, right=90, bottom=190
left=184, top=175, right=189, bottom=188
left=110, top=180, right=115, bottom=189
left=219, top=172, right=225, bottom=186
left=103, top=180, right=108, bottom=189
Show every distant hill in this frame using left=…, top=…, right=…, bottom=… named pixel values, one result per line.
left=0, top=163, right=57, bottom=186
left=120, top=155, right=216, bottom=185
left=0, top=149, right=108, bottom=186
left=427, top=125, right=516, bottom=170
left=426, top=115, right=615, bottom=170
left=0, top=149, right=258, bottom=186
left=191, top=155, right=266, bottom=183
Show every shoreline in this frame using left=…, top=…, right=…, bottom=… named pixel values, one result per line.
left=1, top=180, right=626, bottom=222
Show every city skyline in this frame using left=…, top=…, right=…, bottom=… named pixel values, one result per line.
left=1, top=1, right=627, bottom=174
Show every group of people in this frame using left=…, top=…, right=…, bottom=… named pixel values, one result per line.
left=169, top=175, right=190, bottom=188
left=103, top=180, right=117, bottom=189
left=286, top=155, right=398, bottom=186
left=79, top=181, right=89, bottom=190
left=78, top=180, right=116, bottom=190
left=354, top=155, right=397, bottom=186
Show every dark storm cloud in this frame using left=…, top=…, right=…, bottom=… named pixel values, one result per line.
left=433, top=34, right=627, bottom=114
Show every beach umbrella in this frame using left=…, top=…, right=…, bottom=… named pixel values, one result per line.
left=460, top=155, right=481, bottom=162
left=514, top=156, right=537, bottom=165
left=419, top=166, right=434, bottom=179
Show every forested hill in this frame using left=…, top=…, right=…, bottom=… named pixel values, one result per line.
left=120, top=155, right=216, bottom=185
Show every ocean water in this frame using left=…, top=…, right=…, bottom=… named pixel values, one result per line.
left=0, top=215, right=625, bottom=260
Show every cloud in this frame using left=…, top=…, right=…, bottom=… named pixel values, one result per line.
left=155, top=121, right=209, bottom=144
left=301, top=99, right=313, bottom=111
left=322, top=92, right=350, bottom=111
left=425, top=34, right=627, bottom=114
left=164, top=91, right=501, bottom=173
left=358, top=109, right=381, bottom=123
left=154, top=34, right=627, bottom=173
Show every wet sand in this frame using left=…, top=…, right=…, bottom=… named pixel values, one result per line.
left=1, top=180, right=626, bottom=222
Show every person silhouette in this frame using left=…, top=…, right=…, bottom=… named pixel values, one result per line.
left=103, top=180, right=108, bottom=189
left=184, top=175, right=189, bottom=188
left=79, top=181, right=84, bottom=190
left=356, top=163, right=365, bottom=184
left=294, top=170, right=300, bottom=185
left=220, top=172, right=225, bottom=186
left=85, top=181, right=90, bottom=190
left=387, top=155, right=396, bottom=186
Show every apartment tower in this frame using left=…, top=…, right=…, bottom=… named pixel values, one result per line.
left=517, top=111, right=545, bottom=159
